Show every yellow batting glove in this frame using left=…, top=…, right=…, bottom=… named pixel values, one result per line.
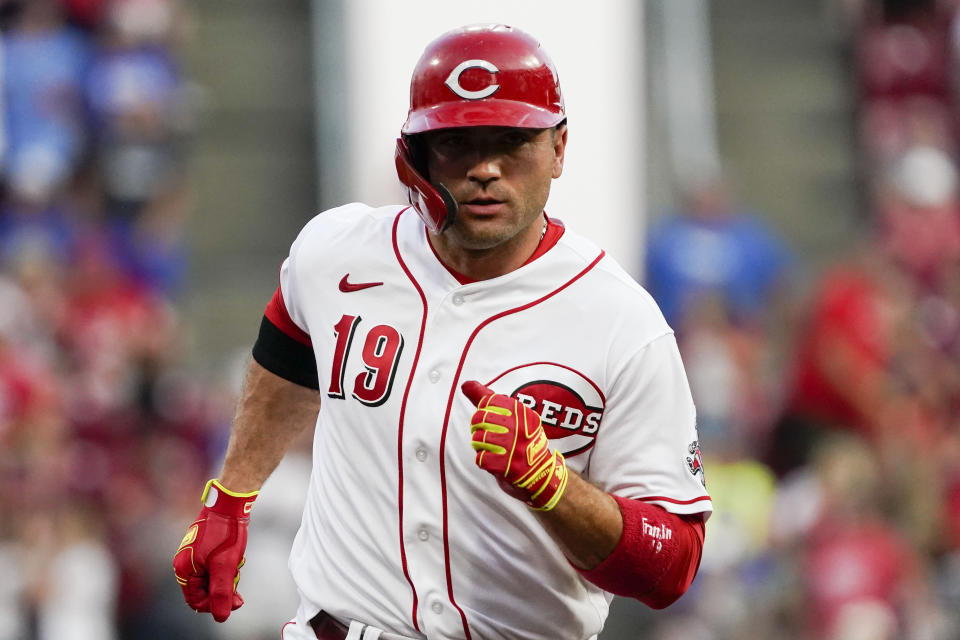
left=461, top=380, right=568, bottom=511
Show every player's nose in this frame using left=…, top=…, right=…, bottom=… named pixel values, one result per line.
left=466, top=155, right=503, bottom=185
left=461, top=142, right=504, bottom=182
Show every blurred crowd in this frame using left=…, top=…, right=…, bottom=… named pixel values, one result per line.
left=636, top=0, right=960, bottom=638
left=0, top=0, right=258, bottom=639
left=6, top=0, right=960, bottom=639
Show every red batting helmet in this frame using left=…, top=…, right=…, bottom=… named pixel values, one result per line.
left=395, top=24, right=566, bottom=233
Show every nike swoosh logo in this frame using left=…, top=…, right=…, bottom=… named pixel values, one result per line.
left=339, top=274, right=384, bottom=292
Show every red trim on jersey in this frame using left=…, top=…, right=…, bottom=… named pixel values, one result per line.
left=280, top=621, right=295, bottom=639
left=391, top=208, right=426, bottom=633
left=486, top=360, right=607, bottom=404
left=529, top=216, right=565, bottom=261
left=264, top=285, right=312, bottom=346
left=434, top=247, right=607, bottom=639
left=427, top=215, right=566, bottom=285
left=637, top=495, right=712, bottom=506
left=577, top=495, right=705, bottom=609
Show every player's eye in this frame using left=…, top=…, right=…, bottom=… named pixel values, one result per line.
left=502, top=131, right=533, bottom=147
left=432, top=134, right=467, bottom=153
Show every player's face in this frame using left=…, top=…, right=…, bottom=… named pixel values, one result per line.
left=423, top=125, right=567, bottom=252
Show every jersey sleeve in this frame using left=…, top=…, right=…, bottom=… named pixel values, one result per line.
left=590, top=332, right=712, bottom=518
left=264, top=273, right=311, bottom=345
left=251, top=224, right=321, bottom=389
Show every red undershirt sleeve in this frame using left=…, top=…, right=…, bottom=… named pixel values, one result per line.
left=576, top=494, right=705, bottom=609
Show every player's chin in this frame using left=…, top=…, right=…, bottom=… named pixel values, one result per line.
left=455, top=224, right=516, bottom=250
left=453, top=216, right=515, bottom=248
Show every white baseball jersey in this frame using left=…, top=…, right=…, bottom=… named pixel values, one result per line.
left=272, top=203, right=711, bottom=640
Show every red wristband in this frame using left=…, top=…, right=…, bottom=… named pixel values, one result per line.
left=577, top=495, right=704, bottom=608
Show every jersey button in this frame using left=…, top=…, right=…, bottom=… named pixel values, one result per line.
left=428, top=370, right=441, bottom=383
left=416, top=448, right=428, bottom=462
left=418, top=529, right=429, bottom=541
left=431, top=602, right=443, bottom=615
left=452, top=294, right=464, bottom=306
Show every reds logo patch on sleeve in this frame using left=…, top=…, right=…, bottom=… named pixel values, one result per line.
left=686, top=440, right=706, bottom=486
left=488, top=362, right=605, bottom=458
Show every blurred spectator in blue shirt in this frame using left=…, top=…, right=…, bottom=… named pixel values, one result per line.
left=85, top=0, right=186, bottom=221
left=644, top=172, right=796, bottom=331
left=82, top=0, right=191, bottom=295
left=1, top=0, right=91, bottom=202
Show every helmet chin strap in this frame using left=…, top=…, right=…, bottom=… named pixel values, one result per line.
left=434, top=182, right=458, bottom=231
left=395, top=137, right=459, bottom=234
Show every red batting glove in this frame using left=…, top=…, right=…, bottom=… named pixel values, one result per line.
left=173, top=479, right=258, bottom=622
left=462, top=381, right=569, bottom=511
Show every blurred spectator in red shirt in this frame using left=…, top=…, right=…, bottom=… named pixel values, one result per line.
left=771, top=144, right=960, bottom=475
left=855, top=0, right=956, bottom=165
left=858, top=0, right=952, bottom=102
left=793, top=434, right=944, bottom=639
left=877, top=145, right=960, bottom=286
left=55, top=232, right=177, bottom=424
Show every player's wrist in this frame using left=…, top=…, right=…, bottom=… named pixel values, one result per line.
left=201, top=478, right=259, bottom=518
left=526, top=452, right=568, bottom=511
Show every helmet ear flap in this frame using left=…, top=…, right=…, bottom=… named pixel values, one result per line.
left=395, top=136, right=458, bottom=234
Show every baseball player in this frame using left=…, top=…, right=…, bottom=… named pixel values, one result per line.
left=174, top=24, right=711, bottom=640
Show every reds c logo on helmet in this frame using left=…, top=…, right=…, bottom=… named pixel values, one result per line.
left=444, top=59, right=500, bottom=100
left=487, top=363, right=604, bottom=458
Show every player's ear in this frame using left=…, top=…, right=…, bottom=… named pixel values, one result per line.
left=551, top=124, right=568, bottom=179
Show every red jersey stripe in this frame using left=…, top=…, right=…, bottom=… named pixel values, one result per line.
left=264, top=285, right=312, bottom=346
left=637, top=495, right=712, bottom=506
left=391, top=208, right=425, bottom=633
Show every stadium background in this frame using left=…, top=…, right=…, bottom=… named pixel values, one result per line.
left=2, top=0, right=959, bottom=638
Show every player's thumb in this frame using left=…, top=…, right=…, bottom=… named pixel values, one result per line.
left=207, top=557, right=239, bottom=622
left=461, top=380, right=493, bottom=405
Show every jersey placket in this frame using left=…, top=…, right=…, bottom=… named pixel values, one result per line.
left=397, top=285, right=483, bottom=638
